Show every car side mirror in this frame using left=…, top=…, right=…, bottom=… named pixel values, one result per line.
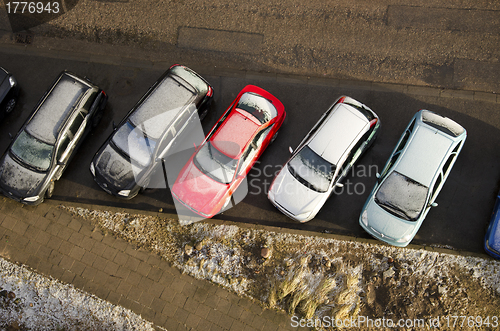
left=430, top=202, right=438, bottom=207
left=8, top=133, right=13, bottom=140
left=288, top=146, right=293, bottom=154
left=375, top=173, right=381, bottom=179
left=112, top=121, right=117, bottom=130
left=57, top=160, right=66, bottom=166
left=335, top=183, right=344, bottom=188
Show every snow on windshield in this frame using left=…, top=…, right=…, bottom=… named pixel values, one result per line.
left=11, top=130, right=53, bottom=171
left=112, top=121, right=157, bottom=168
left=194, top=142, right=238, bottom=184
left=237, top=92, right=277, bottom=124
left=288, top=146, right=334, bottom=193
left=375, top=171, right=429, bottom=221
left=129, top=76, right=195, bottom=140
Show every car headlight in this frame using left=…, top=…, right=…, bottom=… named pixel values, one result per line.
left=396, top=234, right=413, bottom=243
left=24, top=196, right=40, bottom=202
left=361, top=210, right=368, bottom=226
left=89, top=162, right=95, bottom=176
left=267, top=188, right=275, bottom=201
left=9, top=76, right=16, bottom=87
left=295, top=211, right=312, bottom=220
left=118, top=190, right=131, bottom=197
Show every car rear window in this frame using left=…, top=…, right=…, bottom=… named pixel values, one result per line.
left=170, top=65, right=208, bottom=95
left=421, top=110, right=465, bottom=137
left=236, top=92, right=277, bottom=124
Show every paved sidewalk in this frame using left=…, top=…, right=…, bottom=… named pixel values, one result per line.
left=0, top=197, right=301, bottom=331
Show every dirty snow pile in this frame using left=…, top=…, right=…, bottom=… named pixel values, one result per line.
left=0, top=258, right=155, bottom=330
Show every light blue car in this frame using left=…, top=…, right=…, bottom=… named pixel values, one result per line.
left=359, top=110, right=466, bottom=247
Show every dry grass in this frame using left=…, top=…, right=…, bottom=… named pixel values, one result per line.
left=288, top=286, right=309, bottom=315
left=277, top=263, right=308, bottom=300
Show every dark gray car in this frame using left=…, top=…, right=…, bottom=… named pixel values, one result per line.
left=0, top=71, right=107, bottom=205
left=90, top=64, right=213, bottom=199
left=0, top=67, right=20, bottom=121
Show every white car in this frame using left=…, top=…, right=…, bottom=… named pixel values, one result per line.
left=359, top=110, right=466, bottom=247
left=268, top=96, right=380, bottom=222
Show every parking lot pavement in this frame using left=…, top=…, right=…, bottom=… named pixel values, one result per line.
left=0, top=197, right=301, bottom=331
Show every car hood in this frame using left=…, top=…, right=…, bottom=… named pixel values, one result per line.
left=270, top=165, right=325, bottom=217
left=172, top=161, right=228, bottom=216
left=93, top=144, right=143, bottom=190
left=364, top=198, right=417, bottom=241
left=0, top=153, right=46, bottom=197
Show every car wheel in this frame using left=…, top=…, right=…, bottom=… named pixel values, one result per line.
left=199, top=107, right=209, bottom=121
left=92, top=110, right=104, bottom=128
left=45, top=181, right=55, bottom=199
left=4, top=98, right=16, bottom=113
left=270, top=131, right=279, bottom=143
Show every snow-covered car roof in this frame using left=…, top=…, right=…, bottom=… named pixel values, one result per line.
left=308, top=103, right=369, bottom=165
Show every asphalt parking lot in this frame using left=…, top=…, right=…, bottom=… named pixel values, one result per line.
left=0, top=49, right=499, bottom=254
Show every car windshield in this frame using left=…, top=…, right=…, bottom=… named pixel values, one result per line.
left=375, top=171, right=429, bottom=221
left=112, top=121, right=157, bottom=168
left=10, top=130, right=53, bottom=172
left=288, top=146, right=335, bottom=193
left=194, top=142, right=238, bottom=184
left=236, top=92, right=277, bottom=124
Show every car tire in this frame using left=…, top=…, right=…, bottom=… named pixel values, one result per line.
left=4, top=98, right=16, bottom=113
left=270, top=131, right=279, bottom=143
left=45, top=181, right=55, bottom=199
left=92, top=110, right=104, bottom=128
left=199, top=107, right=209, bottom=121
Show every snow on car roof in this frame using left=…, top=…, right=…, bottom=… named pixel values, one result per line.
left=26, top=75, right=90, bottom=144
left=129, top=76, right=196, bottom=140
left=308, top=104, right=368, bottom=165
left=395, top=125, right=454, bottom=186
left=211, top=108, right=260, bottom=159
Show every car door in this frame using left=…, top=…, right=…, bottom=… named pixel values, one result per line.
left=54, top=111, right=87, bottom=179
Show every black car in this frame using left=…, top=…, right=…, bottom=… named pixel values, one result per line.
left=0, top=71, right=107, bottom=205
left=0, top=67, right=20, bottom=120
left=90, top=64, right=213, bottom=199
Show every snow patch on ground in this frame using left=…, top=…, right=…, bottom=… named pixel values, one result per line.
left=0, top=258, right=155, bottom=330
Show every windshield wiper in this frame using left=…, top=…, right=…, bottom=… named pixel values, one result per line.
left=375, top=198, right=411, bottom=220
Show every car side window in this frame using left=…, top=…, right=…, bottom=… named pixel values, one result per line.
left=442, top=154, right=455, bottom=175
left=174, top=109, right=191, bottom=133
left=254, top=124, right=274, bottom=147
left=396, top=131, right=410, bottom=153
left=431, top=174, right=442, bottom=200
left=69, top=112, right=85, bottom=137
left=56, top=135, right=71, bottom=161
left=82, top=91, right=98, bottom=114
left=381, top=152, right=400, bottom=178
left=237, top=126, right=271, bottom=176
left=157, top=129, right=175, bottom=158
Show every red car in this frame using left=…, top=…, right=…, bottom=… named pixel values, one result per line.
left=171, top=85, right=286, bottom=218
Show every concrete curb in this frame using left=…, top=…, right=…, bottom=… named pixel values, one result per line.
left=54, top=199, right=493, bottom=261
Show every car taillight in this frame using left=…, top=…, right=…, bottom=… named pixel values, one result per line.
left=369, top=118, right=378, bottom=128
left=169, top=63, right=181, bottom=69
left=207, top=86, right=213, bottom=97
left=337, top=96, right=346, bottom=104
left=101, top=91, right=106, bottom=97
